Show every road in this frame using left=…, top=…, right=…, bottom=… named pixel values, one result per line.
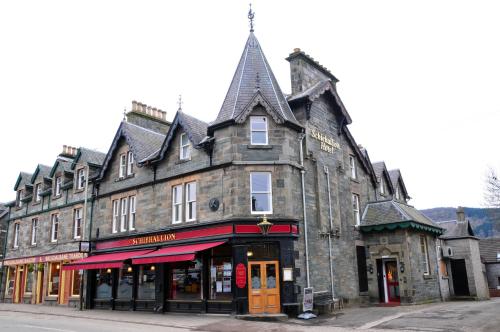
left=0, top=298, right=499, bottom=332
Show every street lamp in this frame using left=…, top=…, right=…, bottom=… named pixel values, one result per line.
left=257, top=215, right=273, bottom=235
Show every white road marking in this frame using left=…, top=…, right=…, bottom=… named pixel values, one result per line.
left=19, top=325, right=77, bottom=332
left=357, top=312, right=408, bottom=330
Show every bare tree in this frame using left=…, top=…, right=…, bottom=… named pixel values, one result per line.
left=484, top=167, right=500, bottom=208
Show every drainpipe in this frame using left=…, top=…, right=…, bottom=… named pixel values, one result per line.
left=324, top=166, right=336, bottom=300
left=299, top=133, right=311, bottom=288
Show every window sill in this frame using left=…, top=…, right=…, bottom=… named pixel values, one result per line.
left=350, top=178, right=360, bottom=184
left=115, top=174, right=135, bottom=182
left=251, top=211, right=273, bottom=215
left=247, top=144, right=272, bottom=150
left=423, top=274, right=434, bottom=280
left=52, top=194, right=62, bottom=200
left=74, top=188, right=85, bottom=194
left=50, top=241, right=58, bottom=245
left=32, top=201, right=41, bottom=206
left=176, top=158, right=191, bottom=165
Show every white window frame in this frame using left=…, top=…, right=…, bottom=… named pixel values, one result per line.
left=420, top=235, right=430, bottom=275
left=250, top=172, right=273, bottom=214
left=55, top=176, right=62, bottom=196
left=13, top=223, right=20, bottom=248
left=129, top=196, right=136, bottom=230
left=185, top=182, right=197, bottom=222
left=352, top=194, right=360, bottom=226
left=250, top=116, right=268, bottom=145
left=349, top=155, right=357, bottom=179
left=119, top=154, right=127, bottom=178
left=51, top=214, right=59, bottom=242
left=180, top=133, right=191, bottom=160
left=120, top=197, right=128, bottom=232
left=35, top=183, right=42, bottom=202
left=395, top=186, right=401, bottom=200
left=172, top=185, right=183, bottom=224
left=112, top=200, right=119, bottom=233
left=127, top=151, right=134, bottom=176
left=77, top=168, right=85, bottom=190
left=31, top=218, right=38, bottom=245
left=16, top=190, right=23, bottom=208
left=73, top=208, right=82, bottom=239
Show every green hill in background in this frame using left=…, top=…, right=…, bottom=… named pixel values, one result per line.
left=421, top=207, right=500, bottom=238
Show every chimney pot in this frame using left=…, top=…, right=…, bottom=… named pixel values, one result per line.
left=294, top=48, right=301, bottom=53
left=456, top=206, right=465, bottom=222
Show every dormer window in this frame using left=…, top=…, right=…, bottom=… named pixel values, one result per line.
left=34, top=183, right=42, bottom=202
left=395, top=186, right=401, bottom=200
left=380, top=179, right=385, bottom=195
left=180, top=133, right=191, bottom=160
left=119, top=151, right=134, bottom=178
left=119, top=154, right=127, bottom=178
left=250, top=116, right=268, bottom=145
left=127, top=151, right=134, bottom=176
left=55, top=176, right=62, bottom=196
left=77, top=168, right=85, bottom=190
left=16, top=189, right=23, bottom=208
left=349, top=155, right=357, bottom=179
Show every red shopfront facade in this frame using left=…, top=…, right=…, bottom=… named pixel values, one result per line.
left=67, top=221, right=299, bottom=314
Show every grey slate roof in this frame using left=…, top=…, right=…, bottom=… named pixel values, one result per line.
left=78, top=147, right=106, bottom=166
left=437, top=220, right=476, bottom=239
left=14, top=172, right=33, bottom=190
left=30, top=164, right=52, bottom=183
left=151, top=111, right=209, bottom=163
left=287, top=79, right=352, bottom=125
left=479, top=238, right=500, bottom=263
left=372, top=161, right=394, bottom=194
left=212, top=32, right=299, bottom=128
left=0, top=203, right=7, bottom=219
left=98, top=121, right=166, bottom=178
left=362, top=200, right=439, bottom=228
left=389, top=169, right=409, bottom=199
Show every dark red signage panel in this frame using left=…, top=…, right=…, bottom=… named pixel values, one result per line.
left=236, top=263, right=247, bottom=288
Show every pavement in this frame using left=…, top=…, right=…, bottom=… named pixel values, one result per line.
left=0, top=298, right=499, bottom=332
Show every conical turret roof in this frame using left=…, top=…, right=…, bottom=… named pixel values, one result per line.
left=212, top=32, right=300, bottom=128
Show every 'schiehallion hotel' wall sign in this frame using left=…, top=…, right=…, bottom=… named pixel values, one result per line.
left=310, top=128, right=340, bottom=153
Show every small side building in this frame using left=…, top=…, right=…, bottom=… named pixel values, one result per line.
left=479, top=237, right=500, bottom=297
left=437, top=207, right=490, bottom=300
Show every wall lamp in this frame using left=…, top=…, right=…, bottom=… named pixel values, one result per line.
left=400, top=262, right=405, bottom=273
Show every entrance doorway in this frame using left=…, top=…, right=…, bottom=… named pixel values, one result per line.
left=248, top=261, right=280, bottom=314
left=450, top=259, right=470, bottom=296
left=377, top=259, right=400, bottom=303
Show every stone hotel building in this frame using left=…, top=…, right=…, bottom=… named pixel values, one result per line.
left=1, top=27, right=446, bottom=315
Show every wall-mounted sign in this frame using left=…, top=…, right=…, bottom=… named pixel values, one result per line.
left=236, top=263, right=247, bottom=288
left=79, top=241, right=90, bottom=253
left=310, top=128, right=340, bottom=154
left=209, top=198, right=220, bottom=211
left=283, top=267, right=294, bottom=281
left=4, top=252, right=86, bottom=266
left=131, top=233, right=176, bottom=246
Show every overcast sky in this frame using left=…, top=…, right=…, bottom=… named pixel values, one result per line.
left=1, top=0, right=499, bottom=210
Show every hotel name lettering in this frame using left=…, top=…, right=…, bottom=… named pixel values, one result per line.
left=310, top=129, right=340, bottom=154
left=131, top=233, right=176, bottom=245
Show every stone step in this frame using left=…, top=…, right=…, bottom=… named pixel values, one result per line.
left=235, top=313, right=288, bottom=322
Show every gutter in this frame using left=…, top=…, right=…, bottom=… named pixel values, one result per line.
left=324, top=166, right=336, bottom=300
left=299, top=132, right=311, bottom=288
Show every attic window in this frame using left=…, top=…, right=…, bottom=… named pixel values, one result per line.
left=16, top=189, right=23, bottom=208
left=127, top=151, right=134, bottom=176
left=250, top=116, right=268, bottom=145
left=55, top=176, right=62, bottom=196
left=35, top=183, right=42, bottom=202
left=380, top=179, right=385, bottom=195
left=180, top=133, right=191, bottom=160
left=349, top=155, right=357, bottom=179
left=395, top=186, right=401, bottom=200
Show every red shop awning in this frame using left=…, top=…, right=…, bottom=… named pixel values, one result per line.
left=62, top=249, right=154, bottom=270
left=131, top=241, right=226, bottom=265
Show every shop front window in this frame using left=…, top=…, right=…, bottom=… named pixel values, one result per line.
left=210, top=258, right=232, bottom=300
left=72, top=270, right=81, bottom=296
left=137, top=265, right=156, bottom=300
left=95, top=269, right=113, bottom=299
left=170, top=259, right=202, bottom=300
left=117, top=265, right=133, bottom=299
left=25, top=265, right=35, bottom=293
left=48, top=262, right=61, bottom=296
left=6, top=267, right=15, bottom=297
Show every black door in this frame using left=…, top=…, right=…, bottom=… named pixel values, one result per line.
left=450, top=259, right=470, bottom=296
left=376, top=259, right=385, bottom=302
left=356, top=246, right=368, bottom=292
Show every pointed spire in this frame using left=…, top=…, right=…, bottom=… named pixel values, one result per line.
left=212, top=32, right=299, bottom=127
left=177, top=94, right=183, bottom=112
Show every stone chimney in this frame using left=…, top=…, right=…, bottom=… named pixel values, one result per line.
left=126, top=100, right=170, bottom=134
left=286, top=48, right=339, bottom=95
left=456, top=206, right=466, bottom=222
left=60, top=145, right=78, bottom=158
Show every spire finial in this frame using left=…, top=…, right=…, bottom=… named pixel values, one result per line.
left=248, top=3, right=255, bottom=32
left=177, top=94, right=183, bottom=111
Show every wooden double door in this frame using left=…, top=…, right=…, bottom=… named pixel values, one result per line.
left=248, top=261, right=280, bottom=314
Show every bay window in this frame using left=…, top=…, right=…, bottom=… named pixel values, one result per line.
left=250, top=172, right=272, bottom=214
